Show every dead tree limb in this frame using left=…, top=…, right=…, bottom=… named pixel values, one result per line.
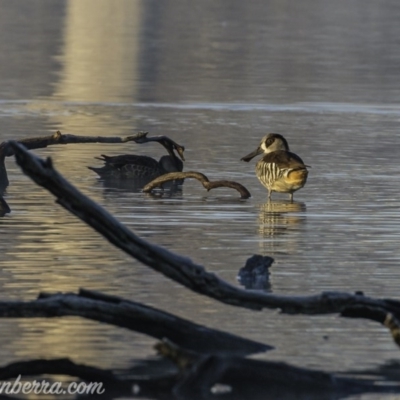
left=10, top=142, right=400, bottom=348
left=143, top=171, right=251, bottom=199
left=0, top=130, right=147, bottom=157
left=0, top=289, right=270, bottom=356
left=0, top=130, right=149, bottom=191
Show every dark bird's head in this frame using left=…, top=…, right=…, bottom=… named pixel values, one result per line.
left=130, top=132, right=185, bottom=162
left=241, top=133, right=289, bottom=162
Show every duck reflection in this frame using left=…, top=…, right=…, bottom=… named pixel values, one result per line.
left=98, top=178, right=183, bottom=199
left=258, top=200, right=306, bottom=238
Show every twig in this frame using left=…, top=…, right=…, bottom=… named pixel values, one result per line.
left=143, top=171, right=251, bottom=199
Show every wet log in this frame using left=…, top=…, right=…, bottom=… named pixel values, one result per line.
left=10, top=141, right=400, bottom=348
left=143, top=171, right=251, bottom=199
left=0, top=289, right=270, bottom=356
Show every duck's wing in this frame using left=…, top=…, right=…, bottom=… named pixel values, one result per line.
left=89, top=154, right=163, bottom=178
left=97, top=154, right=160, bottom=169
left=262, top=151, right=308, bottom=170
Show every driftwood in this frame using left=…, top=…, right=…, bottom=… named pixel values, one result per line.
left=9, top=141, right=400, bottom=349
left=143, top=171, right=251, bottom=199
left=0, top=289, right=269, bottom=356
left=0, top=130, right=150, bottom=191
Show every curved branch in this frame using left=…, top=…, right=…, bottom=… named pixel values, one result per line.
left=10, top=142, right=400, bottom=348
left=143, top=171, right=251, bottom=199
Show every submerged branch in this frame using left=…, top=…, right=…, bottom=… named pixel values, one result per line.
left=10, top=142, right=400, bottom=348
left=143, top=171, right=251, bottom=199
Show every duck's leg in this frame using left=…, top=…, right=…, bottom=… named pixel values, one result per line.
left=289, top=192, right=293, bottom=202
left=268, top=190, right=272, bottom=201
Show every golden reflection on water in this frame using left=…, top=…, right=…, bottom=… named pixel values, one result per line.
left=54, top=0, right=142, bottom=103
left=258, top=200, right=306, bottom=253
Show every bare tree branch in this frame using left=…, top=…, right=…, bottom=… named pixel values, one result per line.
left=143, top=171, right=251, bottom=199
left=1, top=130, right=147, bottom=157
left=9, top=142, right=400, bottom=348
left=0, top=289, right=270, bottom=356
left=0, top=130, right=149, bottom=191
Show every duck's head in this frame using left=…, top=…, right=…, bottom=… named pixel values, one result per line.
left=158, top=137, right=185, bottom=162
left=241, top=133, right=289, bottom=162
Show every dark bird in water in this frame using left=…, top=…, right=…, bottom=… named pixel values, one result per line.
left=237, top=254, right=273, bottom=291
left=241, top=133, right=309, bottom=201
left=88, top=132, right=185, bottom=181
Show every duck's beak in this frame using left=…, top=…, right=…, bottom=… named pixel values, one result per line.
left=241, top=146, right=263, bottom=162
left=175, top=145, right=185, bottom=161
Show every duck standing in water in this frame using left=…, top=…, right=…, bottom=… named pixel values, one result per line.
left=88, top=133, right=185, bottom=181
left=241, top=133, right=308, bottom=201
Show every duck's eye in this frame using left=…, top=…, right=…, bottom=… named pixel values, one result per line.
left=265, top=137, right=275, bottom=147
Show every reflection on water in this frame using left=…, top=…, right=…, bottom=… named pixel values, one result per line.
left=258, top=200, right=306, bottom=237
left=55, top=0, right=142, bottom=103
left=0, top=1, right=400, bottom=398
left=258, top=200, right=307, bottom=257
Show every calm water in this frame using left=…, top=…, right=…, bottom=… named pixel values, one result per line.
left=1, top=1, right=400, bottom=398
